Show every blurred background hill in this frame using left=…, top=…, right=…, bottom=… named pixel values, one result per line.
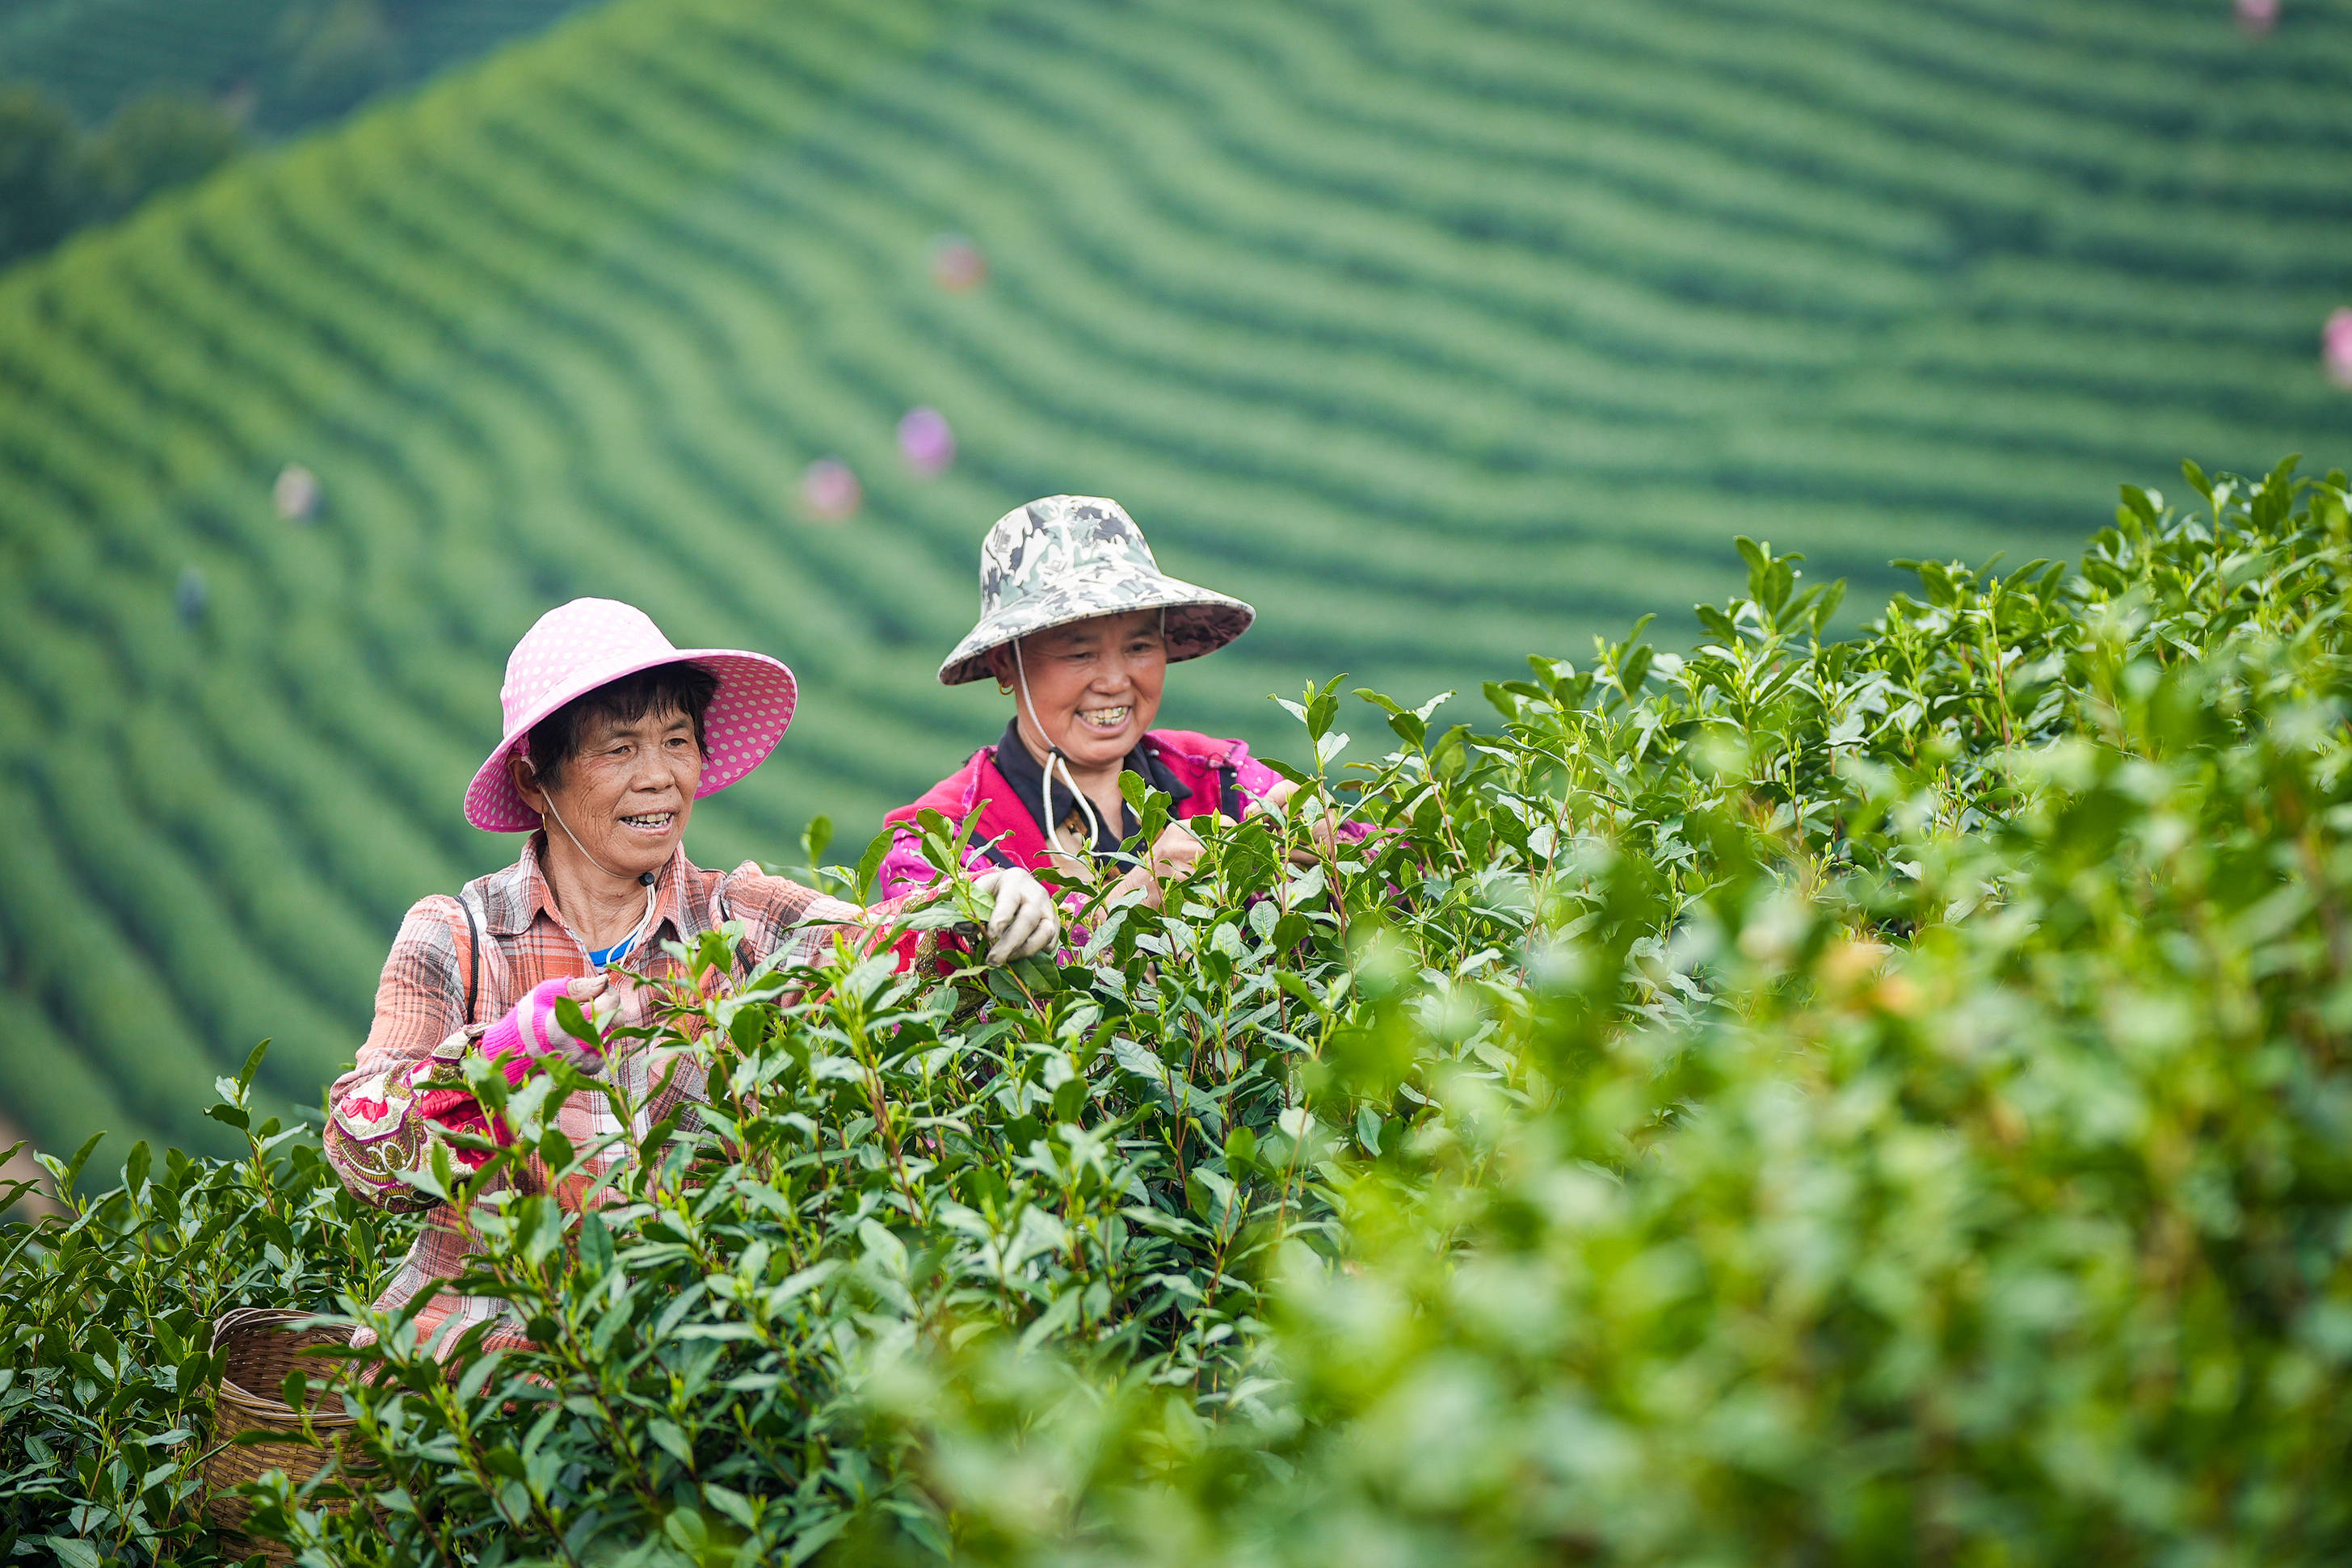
left=0, top=0, right=2346, bottom=1162
left=0, top=0, right=595, bottom=267
left=0, top=0, right=591, bottom=132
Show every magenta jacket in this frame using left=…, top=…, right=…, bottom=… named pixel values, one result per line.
left=875, top=728, right=1297, bottom=899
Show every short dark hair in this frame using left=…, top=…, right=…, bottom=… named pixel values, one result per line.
left=524, top=661, right=720, bottom=790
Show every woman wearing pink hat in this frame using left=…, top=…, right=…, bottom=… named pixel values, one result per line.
left=323, top=599, right=1056, bottom=1356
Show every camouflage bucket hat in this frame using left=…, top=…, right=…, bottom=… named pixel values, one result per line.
left=938, top=495, right=1256, bottom=685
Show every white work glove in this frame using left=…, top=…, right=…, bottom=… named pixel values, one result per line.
left=970, top=867, right=1059, bottom=965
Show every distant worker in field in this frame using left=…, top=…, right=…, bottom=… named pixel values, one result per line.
left=877, top=494, right=1360, bottom=907
left=323, top=598, right=1057, bottom=1356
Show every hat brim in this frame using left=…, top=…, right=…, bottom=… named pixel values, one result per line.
left=938, top=577, right=1256, bottom=685
left=465, top=648, right=798, bottom=832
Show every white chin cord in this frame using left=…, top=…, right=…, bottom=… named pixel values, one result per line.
left=1013, top=638, right=1107, bottom=853
left=542, top=794, right=658, bottom=961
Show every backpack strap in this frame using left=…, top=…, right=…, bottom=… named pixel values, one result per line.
left=457, top=893, right=482, bottom=1026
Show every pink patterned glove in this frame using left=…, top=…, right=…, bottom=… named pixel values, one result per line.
left=479, top=975, right=616, bottom=1083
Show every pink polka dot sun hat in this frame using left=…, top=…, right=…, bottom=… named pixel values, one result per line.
left=465, top=598, right=798, bottom=832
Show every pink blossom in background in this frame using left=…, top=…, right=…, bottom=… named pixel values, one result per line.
left=897, top=406, right=956, bottom=475
left=801, top=458, right=861, bottom=520
left=2236, top=0, right=2278, bottom=35
left=2324, top=309, right=2352, bottom=390
left=273, top=462, right=319, bottom=522
left=930, top=234, right=987, bottom=292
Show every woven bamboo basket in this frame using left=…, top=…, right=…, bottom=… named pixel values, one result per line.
left=204, top=1307, right=368, bottom=1565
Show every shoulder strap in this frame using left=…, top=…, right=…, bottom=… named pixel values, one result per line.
left=457, top=894, right=482, bottom=1024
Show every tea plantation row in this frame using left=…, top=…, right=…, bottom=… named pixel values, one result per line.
left=1, top=0, right=2348, bottom=1160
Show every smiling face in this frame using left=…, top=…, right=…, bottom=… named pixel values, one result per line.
left=991, top=609, right=1168, bottom=771
left=511, top=705, right=704, bottom=885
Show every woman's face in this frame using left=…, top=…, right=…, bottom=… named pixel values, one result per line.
left=995, top=610, right=1168, bottom=771
left=512, top=706, right=704, bottom=884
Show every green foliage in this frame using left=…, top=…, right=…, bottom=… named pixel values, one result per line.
left=0, top=0, right=597, bottom=270
left=78, top=93, right=245, bottom=216
left=0, top=1044, right=412, bottom=1562
left=6, top=0, right=2352, bottom=1162
left=0, top=80, right=242, bottom=268
left=0, top=0, right=594, bottom=135
left=0, top=84, right=80, bottom=261
left=11, top=459, right=2352, bottom=1565
left=848, top=456, right=2352, bottom=1563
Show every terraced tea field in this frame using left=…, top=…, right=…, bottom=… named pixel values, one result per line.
left=1, top=0, right=2347, bottom=1158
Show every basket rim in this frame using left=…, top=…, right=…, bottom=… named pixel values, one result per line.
left=212, top=1305, right=361, bottom=1427
left=215, top=1385, right=360, bottom=1431
left=211, top=1305, right=343, bottom=1342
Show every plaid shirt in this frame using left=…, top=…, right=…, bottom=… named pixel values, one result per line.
left=326, top=834, right=903, bottom=1356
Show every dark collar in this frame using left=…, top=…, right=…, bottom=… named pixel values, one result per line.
left=991, top=719, right=1192, bottom=855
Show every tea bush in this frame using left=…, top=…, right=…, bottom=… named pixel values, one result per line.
left=868, top=468, right=2352, bottom=1566
left=0, top=1053, right=410, bottom=1563
left=7, top=0, right=2352, bottom=1162
left=9, top=456, right=2352, bottom=1566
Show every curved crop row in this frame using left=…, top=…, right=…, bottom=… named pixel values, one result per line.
left=1, top=0, right=2347, bottom=1166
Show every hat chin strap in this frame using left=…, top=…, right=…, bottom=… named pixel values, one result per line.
left=540, top=793, right=659, bottom=961
left=1013, top=638, right=1108, bottom=854
left=540, top=795, right=651, bottom=885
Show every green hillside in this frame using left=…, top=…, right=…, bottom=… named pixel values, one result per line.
left=0, top=0, right=595, bottom=132
left=0, top=0, right=2347, bottom=1159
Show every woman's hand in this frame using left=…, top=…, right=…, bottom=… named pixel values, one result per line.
left=1147, top=821, right=1205, bottom=881
left=485, top=973, right=619, bottom=1079
left=1108, top=821, right=1205, bottom=909
left=1246, top=778, right=1339, bottom=867
left=972, top=868, right=1060, bottom=964
left=573, top=973, right=627, bottom=1038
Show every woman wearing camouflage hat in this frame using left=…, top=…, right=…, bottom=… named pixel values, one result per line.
left=876, top=495, right=1351, bottom=909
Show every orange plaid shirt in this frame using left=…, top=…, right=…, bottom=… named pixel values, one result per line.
left=326, top=834, right=903, bottom=1356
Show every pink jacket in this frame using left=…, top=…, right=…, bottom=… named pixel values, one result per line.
left=876, top=728, right=1295, bottom=899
